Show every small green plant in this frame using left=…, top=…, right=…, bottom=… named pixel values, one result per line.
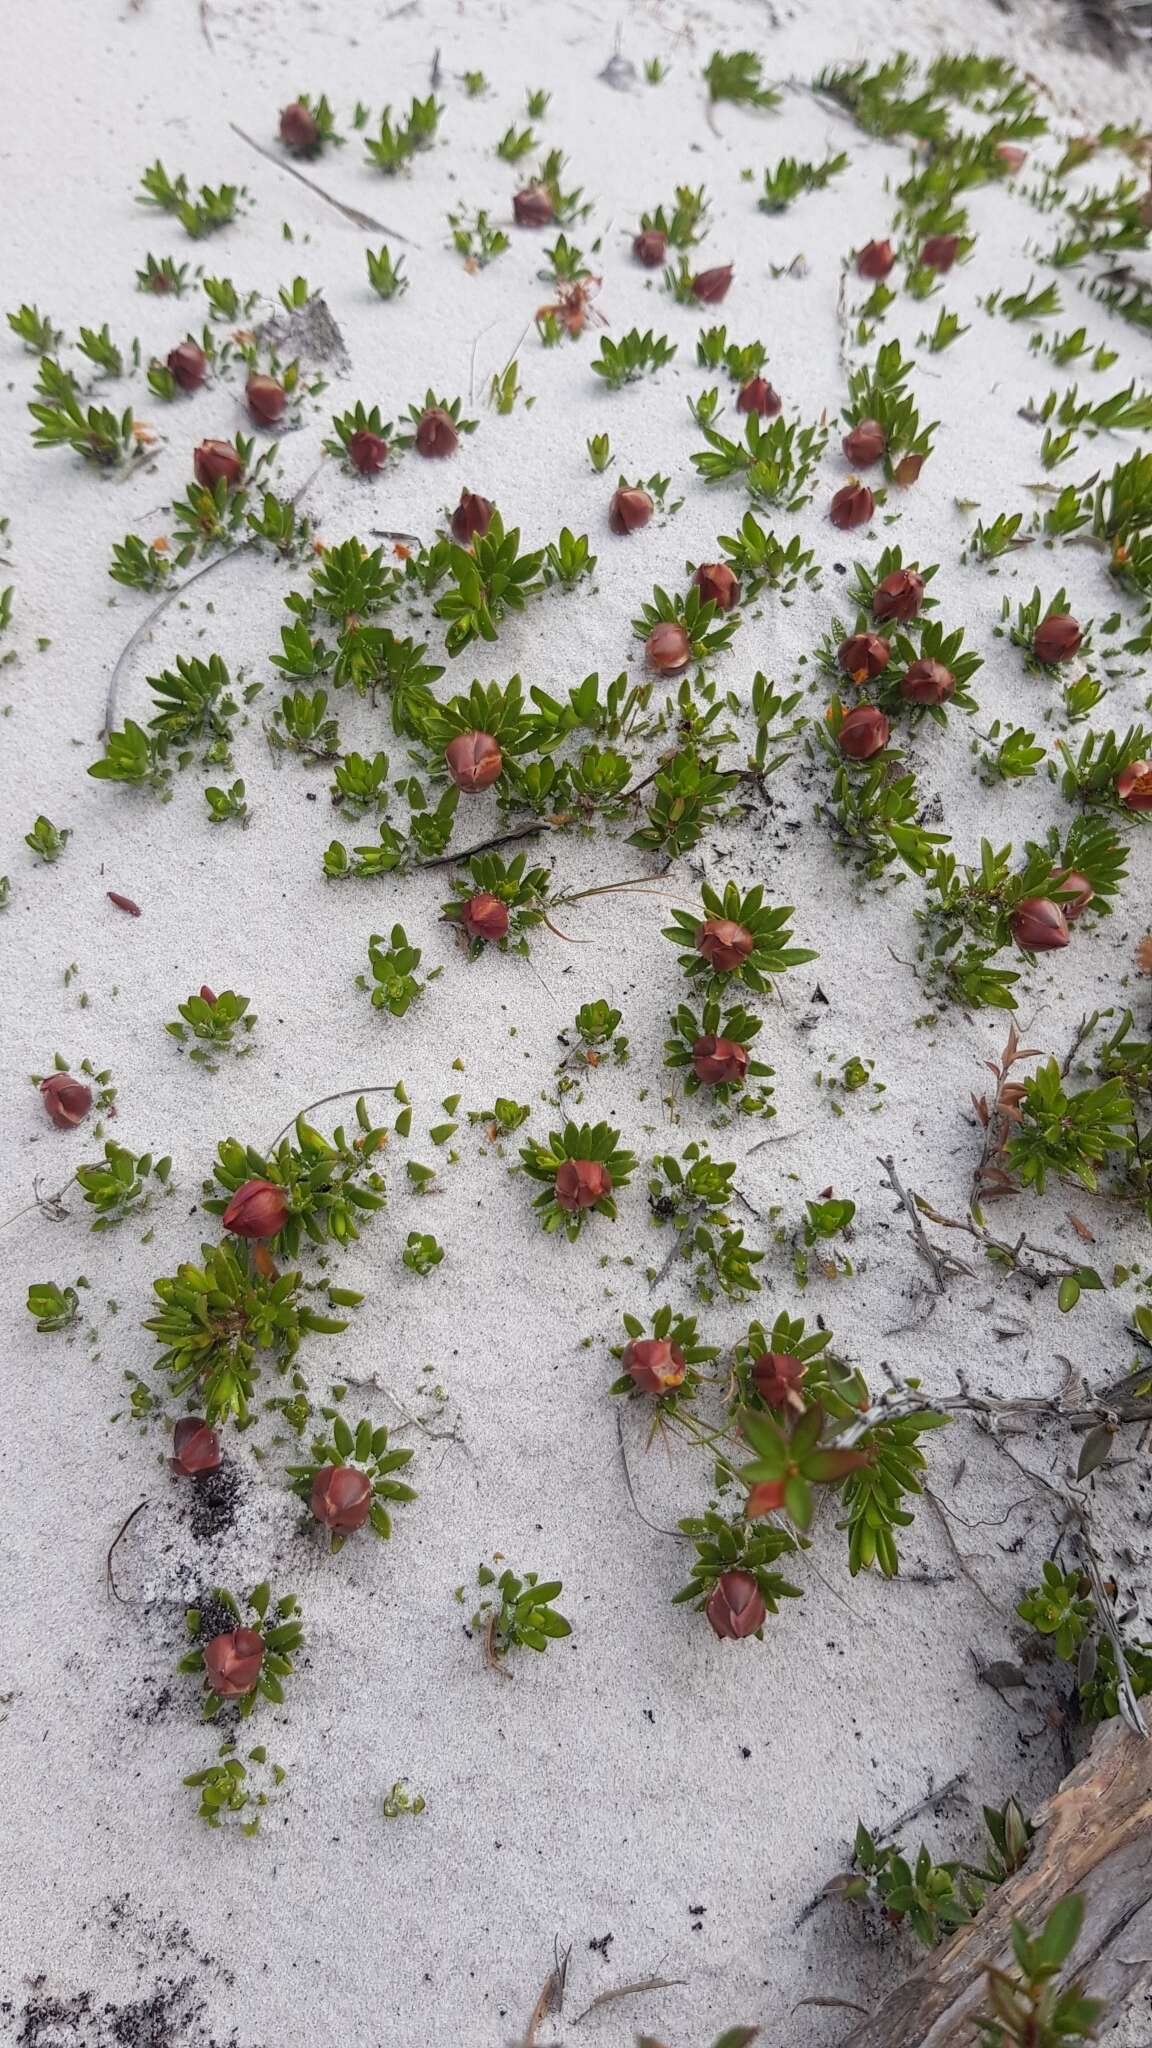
left=26, top=1281, right=82, bottom=1332
left=382, top=1778, right=426, bottom=1818
left=843, top=1823, right=987, bottom=1946
left=110, top=534, right=172, bottom=591
left=203, top=1099, right=387, bottom=1257
left=447, top=206, right=510, bottom=267
left=204, top=779, right=248, bottom=825
left=663, top=883, right=816, bottom=994
left=402, top=1230, right=444, bottom=1277
left=359, top=926, right=425, bottom=1017
left=76, top=1143, right=172, bottom=1230
left=145, top=1242, right=355, bottom=1422
left=519, top=1120, right=636, bottom=1239
left=166, top=988, right=256, bottom=1070
left=977, top=1899, right=1103, bottom=2047
left=591, top=328, right=676, bottom=390
left=288, top=1416, right=416, bottom=1547
left=460, top=1562, right=571, bottom=1661
left=183, top=1744, right=287, bottom=1832
left=674, top=1513, right=801, bottom=1633
left=137, top=161, right=245, bottom=237
left=495, top=122, right=536, bottom=164
left=366, top=244, right=408, bottom=298
left=29, top=363, right=140, bottom=469
left=7, top=303, right=63, bottom=353
left=692, top=411, right=828, bottom=510
left=1003, top=1060, right=1132, bottom=1193
left=558, top=999, right=629, bottom=1073
left=137, top=254, right=191, bottom=296
left=704, top=50, right=781, bottom=110
left=363, top=96, right=442, bottom=173
left=25, top=815, right=70, bottom=863
left=1018, top=1561, right=1152, bottom=1720
left=180, top=1584, right=302, bottom=1719
left=758, top=150, right=847, bottom=211
left=665, top=998, right=775, bottom=1115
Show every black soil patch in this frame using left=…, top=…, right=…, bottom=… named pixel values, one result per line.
left=186, top=1460, right=241, bottom=1543
left=8, top=1977, right=238, bottom=2048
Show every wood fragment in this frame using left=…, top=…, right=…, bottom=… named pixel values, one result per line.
left=571, top=1976, right=687, bottom=2024
left=106, top=1500, right=150, bottom=1602
left=229, top=124, right=418, bottom=240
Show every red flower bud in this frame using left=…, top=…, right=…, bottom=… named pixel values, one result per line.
left=1032, top=614, right=1082, bottom=665
left=198, top=985, right=217, bottom=1006
left=460, top=892, right=509, bottom=944
left=194, top=439, right=244, bottom=489
left=246, top=373, right=286, bottom=427
left=841, top=419, right=887, bottom=467
left=692, top=264, right=733, bottom=304
left=167, top=341, right=208, bottom=392
left=1116, top=762, right=1152, bottom=812
left=279, top=102, right=320, bottom=153
left=706, top=1569, right=766, bottom=1639
left=1009, top=897, right=1070, bottom=953
left=836, top=704, right=890, bottom=760
left=108, top=890, right=141, bottom=916
left=996, top=142, right=1027, bottom=172
left=696, top=918, right=754, bottom=973
left=310, top=1464, right=373, bottom=1533
left=891, top=452, right=925, bottom=488
left=920, top=233, right=960, bottom=272
left=172, top=1417, right=222, bottom=1476
left=203, top=1627, right=264, bottom=1699
left=555, top=1158, right=613, bottom=1212
left=871, top=568, right=925, bottom=624
left=347, top=429, right=388, bottom=476
left=837, top=631, right=891, bottom=683
left=745, top=1479, right=788, bottom=1517
left=736, top=376, right=781, bottom=417
left=445, top=730, right=503, bottom=792
left=608, top=487, right=653, bottom=535
left=633, top=229, right=668, bottom=267
left=646, top=622, right=693, bottom=673
left=856, top=239, right=895, bottom=279
left=450, top=490, right=494, bottom=543
left=901, top=657, right=954, bottom=706
left=415, top=408, right=458, bottom=458
left=751, top=1351, right=806, bottom=1410
left=691, top=1035, right=748, bottom=1086
left=40, top=1072, right=93, bottom=1129
left=622, top=1338, right=687, bottom=1394
left=829, top=481, right=875, bottom=530
left=1050, top=869, right=1094, bottom=921
left=513, top=185, right=554, bottom=227
left=693, top=562, right=741, bottom=611
left=222, top=1178, right=290, bottom=1240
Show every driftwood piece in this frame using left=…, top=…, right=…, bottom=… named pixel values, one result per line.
left=842, top=1705, right=1152, bottom=2048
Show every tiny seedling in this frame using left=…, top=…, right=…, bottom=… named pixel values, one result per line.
left=460, top=1562, right=571, bottom=1662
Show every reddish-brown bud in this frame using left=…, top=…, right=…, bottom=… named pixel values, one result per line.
left=837, top=631, right=891, bottom=683
left=693, top=562, right=741, bottom=611
left=513, top=185, right=554, bottom=227
left=633, top=228, right=668, bottom=267
left=1050, top=870, right=1094, bottom=921
left=40, top=1073, right=93, bottom=1130
left=900, top=657, right=954, bottom=706
left=279, top=102, right=319, bottom=153
left=172, top=1417, right=222, bottom=1476
left=608, top=487, right=653, bottom=535
left=996, top=142, right=1028, bottom=172
left=203, top=1627, right=265, bottom=1699
left=1032, top=614, right=1082, bottom=665
left=347, top=429, right=388, bottom=476
left=691, top=1036, right=748, bottom=1086
left=246, top=374, right=286, bottom=427
left=194, top=439, right=244, bottom=489
left=871, top=568, right=925, bottom=624
left=222, top=1178, right=290, bottom=1240
left=445, top=730, right=503, bottom=793
left=310, top=1464, right=373, bottom=1533
left=856, top=239, right=895, bottom=279
left=706, top=1569, right=766, bottom=1639
left=622, top=1338, right=687, bottom=1394
left=745, top=1479, right=788, bottom=1517
left=751, top=1351, right=806, bottom=1410
left=198, top=985, right=217, bottom=1005
left=167, top=341, right=208, bottom=393
left=737, top=375, right=781, bottom=417
left=108, top=890, right=142, bottom=916
left=891, top=452, right=925, bottom=488
left=646, top=622, right=693, bottom=673
left=837, top=704, right=890, bottom=760
left=555, top=1158, right=613, bottom=1212
left=692, top=264, right=733, bottom=304
left=1009, top=897, right=1070, bottom=953
left=696, top=918, right=755, bottom=974
left=920, top=233, right=960, bottom=272
left=1116, top=762, right=1152, bottom=813
left=841, top=419, right=887, bottom=467
left=460, top=892, right=509, bottom=944
left=415, top=408, right=459, bottom=458
left=450, top=490, right=493, bottom=543
left=829, top=481, right=875, bottom=530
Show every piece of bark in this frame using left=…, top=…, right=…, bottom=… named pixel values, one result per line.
left=841, top=1703, right=1152, bottom=2048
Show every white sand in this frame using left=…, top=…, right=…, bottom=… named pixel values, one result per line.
left=2, top=0, right=1151, bottom=2042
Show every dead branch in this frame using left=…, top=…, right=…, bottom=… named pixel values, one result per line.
left=229, top=124, right=418, bottom=240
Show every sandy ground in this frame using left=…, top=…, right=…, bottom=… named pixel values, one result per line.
left=1, top=0, right=1151, bottom=2043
